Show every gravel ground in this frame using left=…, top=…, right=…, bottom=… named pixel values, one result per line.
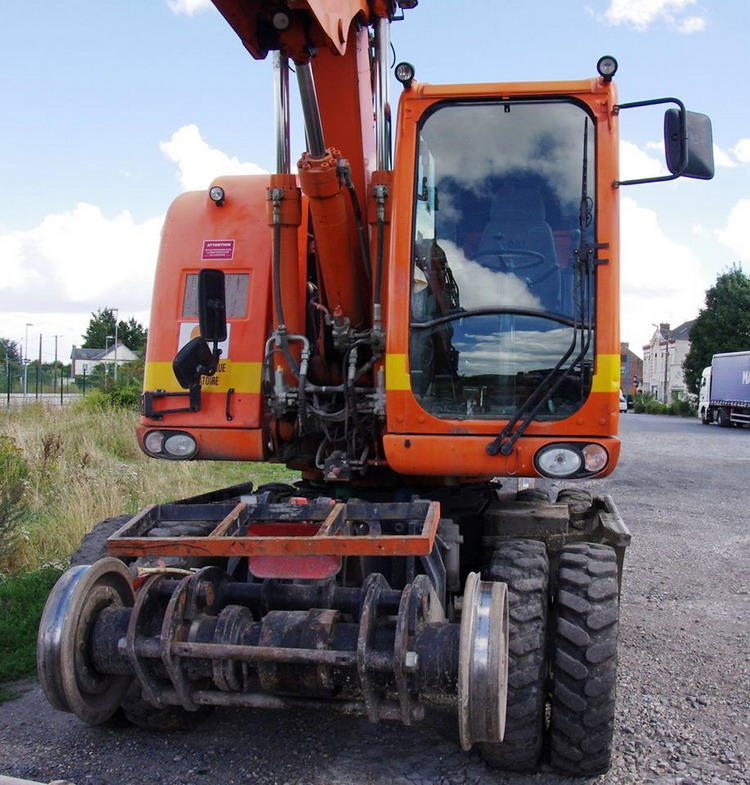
left=1, top=413, right=748, bottom=785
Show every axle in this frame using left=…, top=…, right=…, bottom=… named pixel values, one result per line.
left=38, top=558, right=508, bottom=747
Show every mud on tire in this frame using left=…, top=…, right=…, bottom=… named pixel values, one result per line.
left=69, top=515, right=133, bottom=567
left=549, top=542, right=619, bottom=776
left=480, top=539, right=549, bottom=771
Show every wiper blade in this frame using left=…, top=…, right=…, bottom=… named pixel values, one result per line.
left=486, top=118, right=598, bottom=457
left=410, top=306, right=575, bottom=331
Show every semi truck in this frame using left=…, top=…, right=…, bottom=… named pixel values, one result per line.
left=36, top=0, right=714, bottom=776
left=699, top=351, right=750, bottom=427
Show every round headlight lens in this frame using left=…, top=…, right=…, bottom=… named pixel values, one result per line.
left=536, top=445, right=583, bottom=478
left=163, top=433, right=198, bottom=459
left=582, top=443, right=608, bottom=474
left=143, top=431, right=165, bottom=455
left=395, top=61, right=415, bottom=86
left=596, top=55, right=618, bottom=81
left=209, top=185, right=225, bottom=206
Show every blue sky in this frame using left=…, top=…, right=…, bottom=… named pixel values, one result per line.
left=1, top=0, right=748, bottom=365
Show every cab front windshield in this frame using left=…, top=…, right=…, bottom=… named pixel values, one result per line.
left=410, top=99, right=596, bottom=420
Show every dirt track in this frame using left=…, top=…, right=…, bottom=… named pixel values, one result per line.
left=1, top=414, right=748, bottom=784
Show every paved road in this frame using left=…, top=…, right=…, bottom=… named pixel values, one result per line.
left=1, top=414, right=749, bottom=784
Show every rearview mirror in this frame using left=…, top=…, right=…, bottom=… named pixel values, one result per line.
left=664, top=108, right=714, bottom=180
left=173, top=336, right=214, bottom=389
left=198, top=269, right=227, bottom=342
left=615, top=97, right=714, bottom=186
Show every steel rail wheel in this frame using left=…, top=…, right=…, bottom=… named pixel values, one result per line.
left=549, top=543, right=619, bottom=776
left=480, top=539, right=549, bottom=771
left=37, top=557, right=135, bottom=725
left=458, top=572, right=509, bottom=750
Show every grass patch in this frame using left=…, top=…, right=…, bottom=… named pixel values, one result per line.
left=0, top=400, right=297, bottom=693
left=0, top=401, right=296, bottom=575
left=0, top=567, right=62, bottom=686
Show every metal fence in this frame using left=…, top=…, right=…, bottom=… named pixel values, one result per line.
left=3, top=392, right=82, bottom=408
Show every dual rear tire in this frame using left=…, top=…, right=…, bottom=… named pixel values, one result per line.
left=480, top=540, right=619, bottom=776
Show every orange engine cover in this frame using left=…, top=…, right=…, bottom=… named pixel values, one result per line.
left=138, top=175, right=283, bottom=461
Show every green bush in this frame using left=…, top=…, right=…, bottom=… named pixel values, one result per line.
left=0, top=567, right=62, bottom=685
left=645, top=398, right=668, bottom=415
left=669, top=399, right=696, bottom=417
left=0, top=436, right=30, bottom=572
left=79, top=385, right=140, bottom=412
left=633, top=392, right=696, bottom=417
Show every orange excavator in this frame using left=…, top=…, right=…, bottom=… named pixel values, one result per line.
left=37, top=1, right=713, bottom=775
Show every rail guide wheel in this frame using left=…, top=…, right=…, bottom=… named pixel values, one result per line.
left=37, top=557, right=135, bottom=725
left=458, top=571, right=509, bottom=750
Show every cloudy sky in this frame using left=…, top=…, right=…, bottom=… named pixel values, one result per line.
left=1, top=0, right=748, bottom=364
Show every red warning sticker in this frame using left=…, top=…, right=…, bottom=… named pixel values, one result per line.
left=201, top=239, right=235, bottom=261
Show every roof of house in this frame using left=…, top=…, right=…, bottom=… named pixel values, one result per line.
left=670, top=319, right=695, bottom=342
left=71, top=342, right=129, bottom=361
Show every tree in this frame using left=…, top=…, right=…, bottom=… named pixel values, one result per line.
left=683, top=265, right=750, bottom=395
left=0, top=338, right=21, bottom=363
left=120, top=316, right=148, bottom=355
left=81, top=309, right=148, bottom=354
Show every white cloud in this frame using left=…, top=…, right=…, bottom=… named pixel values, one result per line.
left=600, top=0, right=707, bottom=32
left=160, top=124, right=268, bottom=191
left=620, top=140, right=667, bottom=181
left=716, top=200, right=750, bottom=261
left=1, top=124, right=269, bottom=362
left=620, top=197, right=706, bottom=348
left=165, top=0, right=213, bottom=16
left=0, top=205, right=161, bottom=361
left=731, top=139, right=750, bottom=164
left=0, top=204, right=162, bottom=314
left=712, top=145, right=737, bottom=169
left=676, top=15, right=707, bottom=33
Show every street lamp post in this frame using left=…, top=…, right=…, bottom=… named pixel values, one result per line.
left=113, top=309, right=119, bottom=384
left=23, top=322, right=33, bottom=398
left=105, top=335, right=114, bottom=385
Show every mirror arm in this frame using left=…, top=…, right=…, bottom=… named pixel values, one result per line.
left=613, top=97, right=688, bottom=187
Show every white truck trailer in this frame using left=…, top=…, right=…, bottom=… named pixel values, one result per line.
left=699, top=351, right=750, bottom=427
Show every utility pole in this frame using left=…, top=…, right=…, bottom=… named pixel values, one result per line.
left=53, top=335, right=59, bottom=395
left=663, top=329, right=670, bottom=404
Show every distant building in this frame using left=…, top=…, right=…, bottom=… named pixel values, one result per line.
left=70, top=342, right=137, bottom=377
left=620, top=343, right=643, bottom=398
left=642, top=320, right=695, bottom=402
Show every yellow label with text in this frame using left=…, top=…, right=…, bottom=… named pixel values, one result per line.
left=144, top=360, right=262, bottom=394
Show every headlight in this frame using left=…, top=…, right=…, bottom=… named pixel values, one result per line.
left=534, top=443, right=609, bottom=479
left=143, top=430, right=165, bottom=456
left=163, top=432, right=198, bottom=459
left=535, top=446, right=583, bottom=478
left=582, top=444, right=608, bottom=473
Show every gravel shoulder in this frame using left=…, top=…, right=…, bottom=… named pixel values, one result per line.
left=1, top=414, right=748, bottom=785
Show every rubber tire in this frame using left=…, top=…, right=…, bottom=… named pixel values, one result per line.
left=549, top=542, right=619, bottom=777
left=70, top=515, right=132, bottom=566
left=718, top=408, right=731, bottom=427
left=480, top=539, right=549, bottom=771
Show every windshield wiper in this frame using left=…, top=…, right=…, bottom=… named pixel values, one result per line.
left=485, top=118, right=607, bottom=457
left=410, top=306, right=576, bottom=332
